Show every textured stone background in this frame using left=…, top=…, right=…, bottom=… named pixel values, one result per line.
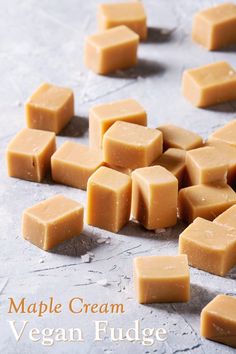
left=1, top=0, right=236, bottom=353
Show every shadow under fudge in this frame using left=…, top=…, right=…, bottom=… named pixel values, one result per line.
left=59, top=115, right=88, bottom=138
left=203, top=101, right=236, bottom=114
left=144, top=26, right=177, bottom=44
left=49, top=231, right=100, bottom=258
left=39, top=172, right=54, bottom=186
left=225, top=266, right=236, bottom=280
left=216, top=44, right=236, bottom=53
left=119, top=219, right=185, bottom=243
left=107, top=58, right=167, bottom=79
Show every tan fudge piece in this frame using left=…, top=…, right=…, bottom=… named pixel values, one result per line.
left=186, top=146, right=228, bottom=185
left=209, top=120, right=236, bottom=148
left=182, top=61, right=236, bottom=108
left=103, top=121, right=163, bottom=169
left=201, top=294, right=236, bottom=348
left=7, top=128, right=56, bottom=182
left=87, top=166, right=131, bottom=232
left=158, top=124, right=202, bottom=150
left=98, top=2, right=147, bottom=40
left=22, top=195, right=84, bottom=251
left=152, top=148, right=186, bottom=185
left=132, top=166, right=178, bottom=229
left=192, top=3, right=236, bottom=51
left=179, top=217, right=236, bottom=276
left=178, top=183, right=236, bottom=224
left=134, top=255, right=190, bottom=304
left=89, top=98, right=147, bottom=148
left=206, top=140, right=236, bottom=185
left=51, top=141, right=103, bottom=190
left=214, top=204, right=236, bottom=231
left=25, top=83, right=74, bottom=134
left=85, top=25, right=139, bottom=75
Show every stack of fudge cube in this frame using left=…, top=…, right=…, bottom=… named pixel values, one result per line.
left=7, top=81, right=236, bottom=282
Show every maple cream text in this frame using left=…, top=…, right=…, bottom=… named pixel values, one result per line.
left=8, top=297, right=125, bottom=317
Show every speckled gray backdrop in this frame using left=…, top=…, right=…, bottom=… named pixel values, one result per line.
left=1, top=0, right=236, bottom=353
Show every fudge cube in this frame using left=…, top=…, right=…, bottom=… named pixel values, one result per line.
left=134, top=255, right=190, bottom=304
left=103, top=121, right=163, bottom=169
left=132, top=166, right=178, bottom=229
left=186, top=146, right=228, bottom=185
left=85, top=25, right=139, bottom=75
left=179, top=217, right=236, bottom=276
left=87, top=166, right=131, bottom=232
left=209, top=120, right=236, bottom=148
left=98, top=1, right=147, bottom=40
left=22, top=195, right=84, bottom=250
left=89, top=98, right=147, bottom=148
left=182, top=61, right=236, bottom=108
left=152, top=148, right=186, bottom=186
left=7, top=128, right=56, bottom=182
left=178, top=183, right=236, bottom=224
left=158, top=124, right=202, bottom=150
left=201, top=295, right=236, bottom=348
left=25, top=83, right=74, bottom=134
left=51, top=141, right=103, bottom=190
left=192, top=3, right=236, bottom=50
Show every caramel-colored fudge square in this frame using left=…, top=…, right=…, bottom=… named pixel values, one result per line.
left=178, top=183, right=236, bottom=224
left=98, top=2, right=147, bottom=40
left=7, top=128, right=56, bottom=182
left=134, top=255, right=190, bottom=304
left=103, top=121, right=163, bottom=169
left=209, top=120, right=236, bottom=148
left=201, top=294, right=236, bottom=348
left=206, top=140, right=236, bottom=186
left=158, top=124, right=202, bottom=150
left=85, top=25, right=139, bottom=75
left=25, top=83, right=74, bottom=134
left=214, top=204, right=236, bottom=231
left=132, top=166, right=178, bottom=229
left=87, top=166, right=131, bottom=232
left=179, top=217, right=236, bottom=276
left=182, top=61, right=236, bottom=108
left=186, top=146, right=228, bottom=185
left=51, top=141, right=103, bottom=190
left=89, top=98, right=147, bottom=148
left=22, top=195, right=84, bottom=251
left=152, top=148, right=186, bottom=186
left=192, top=3, right=236, bottom=50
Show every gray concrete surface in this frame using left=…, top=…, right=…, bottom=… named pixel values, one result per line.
left=0, top=0, right=236, bottom=353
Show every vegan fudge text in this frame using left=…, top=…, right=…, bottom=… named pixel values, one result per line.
left=6, top=297, right=167, bottom=347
